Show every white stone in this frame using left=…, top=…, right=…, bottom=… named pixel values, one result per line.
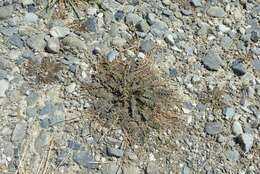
left=0, top=80, right=9, bottom=97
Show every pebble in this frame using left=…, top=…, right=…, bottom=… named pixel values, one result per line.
left=9, top=35, right=24, bottom=48
left=84, top=16, right=97, bottom=32
left=26, top=92, right=39, bottom=106
left=73, top=151, right=96, bottom=168
left=231, top=60, right=246, bottom=76
left=0, top=5, right=13, bottom=20
left=252, top=59, right=260, bottom=71
left=125, top=13, right=142, bottom=26
left=205, top=122, right=223, bottom=135
left=68, top=140, right=81, bottom=150
left=107, top=147, right=124, bottom=158
left=107, top=50, right=119, bottom=62
left=24, top=12, right=38, bottom=23
left=182, top=165, right=191, bottom=174
left=190, top=0, right=202, bottom=7
left=50, top=26, right=70, bottom=38
left=239, top=133, right=254, bottom=152
left=140, top=38, right=155, bottom=53
left=135, top=20, right=150, bottom=33
left=27, top=34, right=46, bottom=51
left=223, top=107, right=235, bottom=119
left=232, top=121, right=243, bottom=136
left=207, top=7, right=226, bottom=18
left=164, top=33, right=175, bottom=45
left=11, top=121, right=27, bottom=143
left=123, top=165, right=140, bottom=174
left=202, top=51, right=223, bottom=71
left=46, top=37, right=60, bottom=53
left=62, top=36, right=86, bottom=50
left=226, top=149, right=240, bottom=161
left=150, top=21, right=168, bottom=37
left=0, top=80, right=9, bottom=97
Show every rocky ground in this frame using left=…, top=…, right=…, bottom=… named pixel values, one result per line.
left=0, top=0, right=259, bottom=173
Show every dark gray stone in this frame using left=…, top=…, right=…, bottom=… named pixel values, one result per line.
left=125, top=13, right=142, bottom=26
left=202, top=52, right=223, bottom=71
left=39, top=102, right=55, bottom=115
left=205, top=122, right=223, bottom=135
left=150, top=21, right=168, bottom=37
left=251, top=31, right=259, bottom=43
left=85, top=16, right=97, bottom=32
left=9, top=35, right=24, bottom=48
left=73, top=151, right=96, bottom=168
left=22, top=50, right=34, bottom=59
left=114, top=10, right=124, bottom=21
left=107, top=147, right=124, bottom=158
left=231, top=60, right=246, bottom=76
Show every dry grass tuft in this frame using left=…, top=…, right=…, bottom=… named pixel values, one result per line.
left=84, top=55, right=179, bottom=143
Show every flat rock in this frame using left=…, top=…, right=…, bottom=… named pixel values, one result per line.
left=252, top=59, right=260, bottom=71
left=140, top=38, right=155, bottom=53
left=207, top=6, right=226, bottom=17
left=9, top=34, right=24, bottom=48
left=0, top=80, right=9, bottom=97
left=24, top=13, right=38, bottom=23
left=0, top=5, right=13, bottom=20
left=107, top=147, right=124, bottom=158
left=11, top=121, right=27, bottom=143
left=62, top=36, right=86, bottom=50
left=239, top=133, right=254, bottom=152
left=73, top=151, right=96, bottom=168
left=205, top=122, right=223, bottom=135
left=202, top=51, right=223, bottom=71
left=27, top=34, right=46, bottom=51
left=50, top=26, right=70, bottom=38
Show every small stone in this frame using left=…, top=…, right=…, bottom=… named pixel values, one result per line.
left=26, top=92, right=39, bottom=106
left=140, top=39, right=155, bottom=53
left=27, top=34, right=46, bottom=51
left=50, top=26, right=70, bottom=38
left=24, top=13, right=38, bottom=23
left=73, top=151, right=96, bottom=168
left=123, top=165, right=140, bottom=174
left=205, top=122, right=223, bottom=135
left=207, top=6, right=226, bottom=18
left=62, top=36, right=86, bottom=50
left=40, top=102, right=55, bottom=115
left=146, top=13, right=157, bottom=25
left=102, top=163, right=122, bottom=174
left=0, top=80, right=9, bottom=97
left=239, top=133, right=254, bottom=152
left=9, top=35, right=24, bottom=48
left=218, top=24, right=230, bottom=33
left=111, top=36, right=127, bottom=47
left=46, top=37, right=60, bottom=53
left=107, top=50, right=118, bottom=62
left=22, top=50, right=34, bottom=59
left=202, top=51, right=223, bottom=71
left=39, top=117, right=49, bottom=129
left=125, top=13, right=142, bottom=26
left=150, top=21, right=168, bottom=37
left=190, top=0, right=202, bottom=7
left=34, top=130, right=50, bottom=154
left=231, top=60, right=246, bottom=76
left=84, top=16, right=97, bottom=32
left=107, top=147, right=124, bottom=158
left=182, top=165, right=191, bottom=174
left=135, top=20, right=150, bottom=33
left=0, top=5, right=13, bottom=20
left=114, top=10, right=124, bottom=21
left=226, top=149, right=240, bottom=161
left=68, top=140, right=81, bottom=150
left=11, top=121, right=27, bottom=143
left=251, top=31, right=259, bottom=43
left=162, top=0, right=171, bottom=6
left=26, top=107, right=37, bottom=118
left=164, top=33, right=175, bottom=45
left=22, top=0, right=33, bottom=6
left=232, top=121, right=243, bottom=136
left=252, top=59, right=260, bottom=72
left=223, top=107, right=235, bottom=119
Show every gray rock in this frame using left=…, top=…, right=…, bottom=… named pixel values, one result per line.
left=190, top=0, right=202, bottom=7
left=226, top=149, right=240, bottom=161
left=205, top=122, right=223, bottom=135
left=65, top=83, right=76, bottom=93
left=252, top=59, right=260, bottom=72
left=50, top=26, right=70, bottom=38
left=46, top=37, right=60, bottom=53
left=182, top=165, right=191, bottom=174
left=164, top=33, right=175, bottom=45
left=221, top=36, right=233, bottom=50
left=0, top=5, right=13, bottom=20
left=84, top=16, right=97, bottom=32
left=140, top=38, right=155, bottom=53
left=146, top=13, right=157, bottom=25
left=68, top=140, right=81, bottom=150
left=26, top=107, right=37, bottom=118
left=24, top=13, right=38, bottom=23
left=135, top=20, right=150, bottom=32
left=26, top=92, right=39, bottom=106
left=207, top=7, right=226, bottom=18
left=202, top=52, right=223, bottom=71
left=27, top=34, right=46, bottom=51
left=239, top=133, right=254, bottom=152
left=107, top=147, right=124, bottom=158
left=123, top=165, right=140, bottom=174
left=49, top=109, right=65, bottom=126
left=107, top=50, right=118, bottom=62
left=22, top=50, right=34, bottom=59
left=111, top=36, right=127, bottom=47
left=0, top=27, right=17, bottom=36
left=223, top=107, right=235, bottom=119
left=251, top=30, right=259, bottom=43
left=114, top=10, right=124, bottom=21
left=232, top=121, right=243, bottom=136
left=62, top=36, right=86, bottom=50
left=0, top=80, right=9, bottom=97
left=0, top=69, right=7, bottom=80
left=150, top=21, right=168, bottom=37
left=40, top=102, right=55, bottom=115
left=231, top=60, right=246, bottom=76
left=73, top=151, right=96, bottom=168
left=21, top=0, right=33, bottom=6
left=11, top=121, right=27, bottom=143
left=252, top=47, right=260, bottom=55
left=125, top=13, right=142, bottom=26
left=9, top=35, right=24, bottom=48
left=40, top=117, right=49, bottom=128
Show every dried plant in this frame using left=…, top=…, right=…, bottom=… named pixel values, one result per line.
left=84, top=56, right=178, bottom=143
left=25, top=58, right=63, bottom=84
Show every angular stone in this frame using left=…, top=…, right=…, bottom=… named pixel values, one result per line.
left=202, top=52, right=223, bottom=71
left=205, top=122, right=223, bottom=135
left=62, top=36, right=86, bottom=50
left=223, top=107, right=235, bottom=119
left=27, top=34, right=46, bottom=51
left=84, top=16, right=97, bottom=32
left=125, top=13, right=142, bottom=26
left=50, top=26, right=70, bottom=38
left=9, top=35, right=24, bottom=48
left=107, top=147, right=124, bottom=158
left=73, top=151, right=96, bottom=168
left=231, top=60, right=246, bottom=76
left=11, top=121, right=27, bottom=143
left=232, top=121, right=243, bottom=136
left=46, top=37, right=60, bottom=53
left=239, top=133, right=254, bottom=152
left=207, top=7, right=226, bottom=18
left=0, top=80, right=9, bottom=97
left=226, top=149, right=240, bottom=161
